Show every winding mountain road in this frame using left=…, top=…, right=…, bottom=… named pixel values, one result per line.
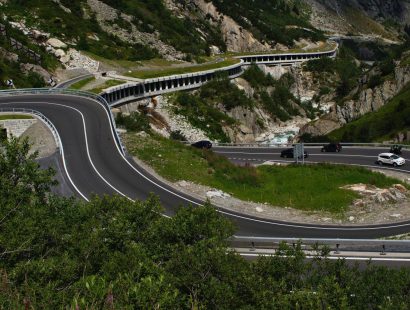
left=1, top=93, right=410, bottom=239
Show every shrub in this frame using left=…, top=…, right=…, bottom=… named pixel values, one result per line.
left=170, top=130, right=187, bottom=141
left=116, top=112, right=151, bottom=132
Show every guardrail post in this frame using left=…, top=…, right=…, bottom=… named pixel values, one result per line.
left=250, top=242, right=255, bottom=252
left=380, top=244, right=386, bottom=255
left=335, top=243, right=340, bottom=254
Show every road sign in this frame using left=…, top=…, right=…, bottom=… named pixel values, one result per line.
left=293, top=143, right=305, bottom=164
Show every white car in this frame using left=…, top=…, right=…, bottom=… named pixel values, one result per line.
left=377, top=153, right=405, bottom=167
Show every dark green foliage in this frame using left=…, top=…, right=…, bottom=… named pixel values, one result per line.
left=0, top=57, right=47, bottom=89
left=243, top=64, right=276, bottom=89
left=116, top=111, right=151, bottom=132
left=170, top=130, right=187, bottom=141
left=199, top=77, right=254, bottom=110
left=258, top=73, right=300, bottom=121
left=174, top=92, right=235, bottom=142
left=328, top=85, right=410, bottom=142
left=305, top=57, right=335, bottom=73
left=367, top=74, right=383, bottom=88
left=0, top=128, right=6, bottom=141
left=1, top=138, right=410, bottom=308
left=0, top=137, right=56, bottom=205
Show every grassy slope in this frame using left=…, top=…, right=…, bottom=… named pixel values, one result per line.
left=126, top=58, right=240, bottom=79
left=124, top=133, right=403, bottom=213
left=328, top=84, right=410, bottom=142
left=0, top=115, right=33, bottom=120
left=69, top=77, right=96, bottom=90
left=89, top=80, right=126, bottom=94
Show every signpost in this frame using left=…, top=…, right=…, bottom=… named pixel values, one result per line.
left=293, top=143, right=305, bottom=164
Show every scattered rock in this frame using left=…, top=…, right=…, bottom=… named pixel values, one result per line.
left=54, top=49, right=66, bottom=58
left=348, top=216, right=355, bottom=222
left=255, top=207, right=264, bottom=213
left=343, top=183, right=409, bottom=205
left=178, top=180, right=188, bottom=187
left=206, top=189, right=231, bottom=199
left=47, top=38, right=67, bottom=49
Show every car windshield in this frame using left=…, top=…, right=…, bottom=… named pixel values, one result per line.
left=391, top=155, right=400, bottom=159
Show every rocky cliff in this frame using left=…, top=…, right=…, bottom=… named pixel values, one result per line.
left=304, top=0, right=410, bottom=41
left=301, top=62, right=410, bottom=137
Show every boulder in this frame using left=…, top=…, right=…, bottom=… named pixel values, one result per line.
left=54, top=49, right=66, bottom=58
left=47, top=38, right=67, bottom=49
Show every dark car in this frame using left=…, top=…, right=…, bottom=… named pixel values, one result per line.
left=321, top=143, right=342, bottom=152
left=280, top=148, right=308, bottom=159
left=191, top=140, right=212, bottom=149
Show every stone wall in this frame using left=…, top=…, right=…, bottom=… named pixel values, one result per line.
left=0, top=118, right=37, bottom=138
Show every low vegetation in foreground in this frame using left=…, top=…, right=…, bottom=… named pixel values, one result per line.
left=123, top=133, right=405, bottom=214
left=0, top=114, right=33, bottom=120
left=2, top=137, right=410, bottom=308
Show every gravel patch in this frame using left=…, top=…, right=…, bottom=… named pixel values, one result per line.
left=21, top=118, right=57, bottom=158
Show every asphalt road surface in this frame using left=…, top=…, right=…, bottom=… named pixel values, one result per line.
left=1, top=94, right=410, bottom=239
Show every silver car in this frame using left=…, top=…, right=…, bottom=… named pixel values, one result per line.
left=377, top=153, right=405, bottom=167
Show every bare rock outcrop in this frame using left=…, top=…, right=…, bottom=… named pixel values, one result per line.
left=343, top=183, right=408, bottom=206
left=164, top=0, right=271, bottom=53
left=301, top=63, right=410, bottom=136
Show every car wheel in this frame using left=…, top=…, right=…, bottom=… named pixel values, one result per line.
left=393, top=162, right=398, bottom=167
left=321, top=148, right=325, bottom=152
left=377, top=161, right=382, bottom=165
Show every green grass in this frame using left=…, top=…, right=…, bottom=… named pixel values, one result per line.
left=0, top=114, right=33, bottom=120
left=69, top=77, right=96, bottom=90
left=124, top=133, right=405, bottom=214
left=89, top=80, right=126, bottom=94
left=126, top=58, right=240, bottom=79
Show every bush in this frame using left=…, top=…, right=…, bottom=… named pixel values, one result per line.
left=305, top=58, right=335, bottom=73
left=116, top=112, right=151, bottom=132
left=170, top=130, right=187, bottom=141
left=243, top=64, right=275, bottom=89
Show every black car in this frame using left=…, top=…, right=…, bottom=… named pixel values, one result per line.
left=321, top=143, right=342, bottom=152
left=191, top=140, right=212, bottom=149
left=280, top=148, right=308, bottom=158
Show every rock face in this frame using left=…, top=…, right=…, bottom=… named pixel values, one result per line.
left=164, top=0, right=271, bottom=53
left=193, top=0, right=271, bottom=52
left=303, top=0, right=410, bottom=42
left=301, top=64, right=410, bottom=136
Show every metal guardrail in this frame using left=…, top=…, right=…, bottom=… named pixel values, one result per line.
left=231, top=236, right=410, bottom=254
left=0, top=107, right=62, bottom=152
left=0, top=88, right=125, bottom=155
left=212, top=142, right=410, bottom=149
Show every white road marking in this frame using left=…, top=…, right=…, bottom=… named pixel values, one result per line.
left=3, top=96, right=410, bottom=232
left=239, top=253, right=410, bottom=262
